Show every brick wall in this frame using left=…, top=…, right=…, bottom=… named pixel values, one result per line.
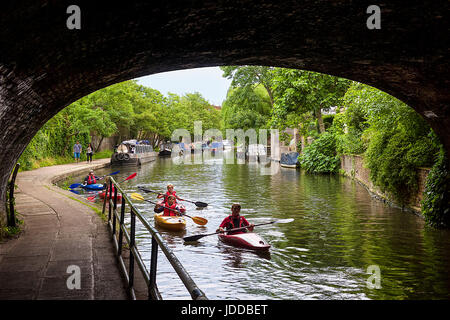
left=340, top=155, right=430, bottom=212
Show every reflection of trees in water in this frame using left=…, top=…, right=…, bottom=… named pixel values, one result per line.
left=107, top=158, right=450, bottom=299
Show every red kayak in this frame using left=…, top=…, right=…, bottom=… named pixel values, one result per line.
left=218, top=232, right=271, bottom=251
left=99, top=191, right=122, bottom=201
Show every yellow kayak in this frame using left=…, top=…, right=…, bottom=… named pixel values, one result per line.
left=154, top=212, right=186, bottom=231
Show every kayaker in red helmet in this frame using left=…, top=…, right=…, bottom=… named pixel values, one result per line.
left=157, top=183, right=181, bottom=202
left=217, top=203, right=254, bottom=235
left=154, top=195, right=185, bottom=217
left=83, top=170, right=100, bottom=185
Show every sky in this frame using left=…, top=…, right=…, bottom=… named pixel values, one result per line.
left=135, top=67, right=232, bottom=106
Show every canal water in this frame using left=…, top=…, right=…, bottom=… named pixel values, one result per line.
left=71, top=156, right=450, bottom=300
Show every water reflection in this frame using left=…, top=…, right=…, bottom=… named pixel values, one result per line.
left=66, top=157, right=450, bottom=299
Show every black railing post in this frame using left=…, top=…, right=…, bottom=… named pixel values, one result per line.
left=117, top=196, right=126, bottom=256
left=112, top=182, right=118, bottom=236
left=149, top=236, right=158, bottom=299
left=102, top=179, right=108, bottom=217
left=108, top=180, right=113, bottom=221
left=8, top=163, right=20, bottom=227
left=129, top=208, right=136, bottom=294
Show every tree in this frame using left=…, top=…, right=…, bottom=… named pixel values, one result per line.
left=271, top=69, right=350, bottom=134
left=221, top=66, right=275, bottom=107
left=221, top=85, right=271, bottom=131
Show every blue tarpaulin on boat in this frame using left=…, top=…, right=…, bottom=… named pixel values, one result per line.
left=281, top=152, right=299, bottom=165
left=211, top=142, right=223, bottom=148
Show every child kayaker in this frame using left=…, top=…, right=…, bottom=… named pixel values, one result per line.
left=83, top=170, right=100, bottom=185
left=157, top=183, right=181, bottom=202
left=217, top=203, right=254, bottom=235
left=154, top=195, right=185, bottom=216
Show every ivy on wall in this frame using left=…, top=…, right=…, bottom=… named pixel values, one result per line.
left=421, top=148, right=450, bottom=227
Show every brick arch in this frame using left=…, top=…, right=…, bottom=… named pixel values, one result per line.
left=0, top=1, right=448, bottom=220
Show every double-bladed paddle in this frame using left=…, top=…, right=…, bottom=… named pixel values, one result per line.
left=130, top=193, right=208, bottom=226
left=69, top=170, right=120, bottom=189
left=137, top=186, right=208, bottom=207
left=183, top=218, right=294, bottom=242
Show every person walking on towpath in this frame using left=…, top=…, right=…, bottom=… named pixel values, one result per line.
left=86, top=143, right=94, bottom=163
left=73, top=141, right=82, bottom=163
left=217, top=203, right=254, bottom=235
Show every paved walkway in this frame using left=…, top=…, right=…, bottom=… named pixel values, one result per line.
left=0, top=159, right=128, bottom=299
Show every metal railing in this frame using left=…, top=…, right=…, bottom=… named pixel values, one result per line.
left=102, top=176, right=207, bottom=300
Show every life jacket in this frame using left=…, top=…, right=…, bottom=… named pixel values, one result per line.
left=163, top=201, right=178, bottom=216
left=87, top=175, right=97, bottom=184
left=165, top=191, right=177, bottom=203
left=226, top=215, right=246, bottom=232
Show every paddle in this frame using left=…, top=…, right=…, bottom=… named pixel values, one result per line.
left=86, top=172, right=137, bottom=201
left=183, top=218, right=294, bottom=242
left=69, top=170, right=120, bottom=189
left=130, top=193, right=208, bottom=226
left=137, top=186, right=208, bottom=208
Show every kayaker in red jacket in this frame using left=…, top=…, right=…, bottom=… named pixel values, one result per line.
left=83, top=170, right=100, bottom=185
left=157, top=183, right=181, bottom=203
left=217, top=203, right=254, bottom=235
left=154, top=195, right=185, bottom=217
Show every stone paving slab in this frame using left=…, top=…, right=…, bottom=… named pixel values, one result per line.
left=0, top=159, right=128, bottom=300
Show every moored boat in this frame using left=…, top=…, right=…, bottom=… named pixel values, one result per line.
left=280, top=163, right=298, bottom=168
left=111, top=140, right=157, bottom=166
left=154, top=212, right=187, bottom=231
left=280, top=152, right=299, bottom=168
left=218, top=232, right=271, bottom=251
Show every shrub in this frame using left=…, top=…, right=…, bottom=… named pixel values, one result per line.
left=421, top=148, right=450, bottom=227
left=365, top=129, right=440, bottom=205
left=299, top=132, right=340, bottom=173
left=335, top=127, right=366, bottom=155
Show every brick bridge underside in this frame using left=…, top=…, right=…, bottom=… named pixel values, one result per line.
left=0, top=1, right=449, bottom=221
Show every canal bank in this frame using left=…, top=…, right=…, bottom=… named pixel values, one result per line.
left=340, top=154, right=430, bottom=216
left=0, top=159, right=128, bottom=299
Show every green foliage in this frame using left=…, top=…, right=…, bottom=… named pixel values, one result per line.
left=421, top=148, right=450, bottom=227
left=18, top=80, right=221, bottom=171
left=332, top=82, right=441, bottom=206
left=92, top=149, right=113, bottom=160
left=299, top=132, right=340, bottom=173
left=1, top=225, right=22, bottom=239
left=336, top=127, right=366, bottom=155
left=165, top=92, right=222, bottom=137
left=270, top=68, right=350, bottom=131
left=221, top=66, right=274, bottom=134
left=221, top=85, right=271, bottom=131
left=221, top=65, right=274, bottom=106
left=365, top=130, right=419, bottom=204
left=322, top=114, right=334, bottom=130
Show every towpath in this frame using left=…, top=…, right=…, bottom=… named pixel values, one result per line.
left=0, top=159, right=128, bottom=299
